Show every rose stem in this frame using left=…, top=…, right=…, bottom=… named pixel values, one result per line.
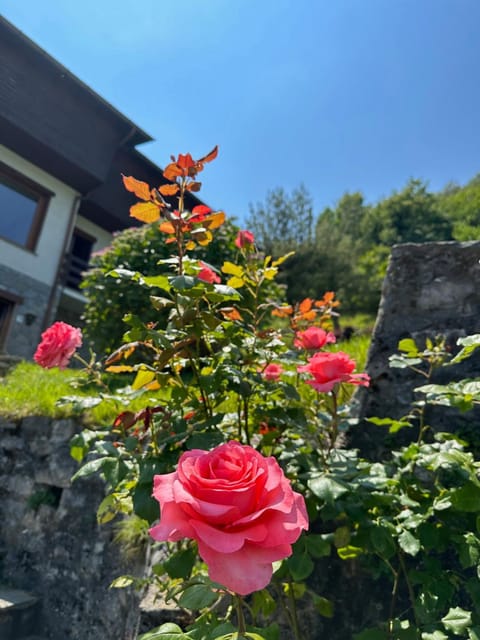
left=235, top=594, right=247, bottom=635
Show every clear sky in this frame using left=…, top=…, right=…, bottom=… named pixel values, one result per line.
left=2, top=1, right=480, bottom=223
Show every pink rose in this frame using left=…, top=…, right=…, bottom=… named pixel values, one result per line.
left=294, top=326, right=336, bottom=351
left=235, top=229, right=255, bottom=249
left=261, top=363, right=284, bottom=381
left=150, top=441, right=308, bottom=595
left=297, top=351, right=370, bottom=393
left=197, top=262, right=221, bottom=284
left=34, top=321, right=82, bottom=370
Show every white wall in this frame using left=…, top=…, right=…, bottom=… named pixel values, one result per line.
left=0, top=144, right=79, bottom=286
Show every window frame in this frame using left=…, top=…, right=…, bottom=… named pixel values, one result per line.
left=0, top=289, right=22, bottom=350
left=0, top=160, right=53, bottom=252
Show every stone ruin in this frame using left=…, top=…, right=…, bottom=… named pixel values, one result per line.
left=352, top=240, right=480, bottom=455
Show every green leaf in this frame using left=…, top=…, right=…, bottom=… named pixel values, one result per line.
left=449, top=334, right=480, bottom=364
left=398, top=338, right=419, bottom=355
left=287, top=551, right=314, bottom=581
left=389, top=354, right=422, bottom=368
left=308, top=475, right=349, bottom=503
left=398, top=529, right=421, bottom=556
left=178, top=583, right=218, bottom=610
left=366, top=416, right=413, bottom=434
left=421, top=632, right=449, bottom=640
left=71, top=456, right=117, bottom=482
left=163, top=547, right=197, bottom=580
left=337, top=545, right=363, bottom=560
left=133, top=482, right=159, bottom=524
left=139, top=623, right=190, bottom=639
left=450, top=483, right=480, bottom=512
left=305, top=534, right=331, bottom=558
left=110, top=575, right=134, bottom=588
left=441, top=607, right=472, bottom=635
left=312, top=595, right=334, bottom=618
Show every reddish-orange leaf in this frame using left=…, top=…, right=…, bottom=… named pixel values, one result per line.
left=122, top=175, right=151, bottom=201
left=129, top=201, right=161, bottom=223
left=272, top=306, right=293, bottom=318
left=159, top=183, right=180, bottom=196
left=221, top=307, right=242, bottom=321
left=301, top=310, right=316, bottom=322
left=186, top=181, right=202, bottom=192
left=299, top=298, right=313, bottom=314
left=177, top=153, right=195, bottom=171
left=198, top=145, right=219, bottom=165
left=163, top=162, right=183, bottom=182
left=159, top=221, right=176, bottom=234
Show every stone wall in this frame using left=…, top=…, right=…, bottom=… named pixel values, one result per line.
left=0, top=415, right=142, bottom=639
left=0, top=264, right=51, bottom=359
left=352, top=240, right=480, bottom=454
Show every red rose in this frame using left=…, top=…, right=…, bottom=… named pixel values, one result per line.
left=294, top=326, right=336, bottom=351
left=235, top=229, right=255, bottom=249
left=297, top=351, right=370, bottom=392
left=197, top=262, right=221, bottom=284
left=34, top=321, right=82, bottom=370
left=150, top=441, right=308, bottom=595
left=261, top=363, right=284, bottom=381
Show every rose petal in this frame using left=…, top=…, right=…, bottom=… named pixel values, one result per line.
left=198, top=541, right=292, bottom=595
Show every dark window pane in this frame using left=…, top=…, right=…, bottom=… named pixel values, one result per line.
left=0, top=180, right=38, bottom=246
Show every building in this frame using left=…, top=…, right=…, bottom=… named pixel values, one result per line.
left=0, top=16, right=203, bottom=359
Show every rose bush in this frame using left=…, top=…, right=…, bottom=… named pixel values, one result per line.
left=298, top=350, right=370, bottom=392
left=149, top=441, right=308, bottom=595
left=34, top=321, right=82, bottom=370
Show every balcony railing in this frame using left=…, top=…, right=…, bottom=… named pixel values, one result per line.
left=62, top=252, right=90, bottom=290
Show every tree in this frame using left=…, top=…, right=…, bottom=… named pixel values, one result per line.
left=438, top=173, right=480, bottom=241
left=246, top=184, right=314, bottom=255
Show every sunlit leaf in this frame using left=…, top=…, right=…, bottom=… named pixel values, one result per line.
left=159, top=221, right=176, bottom=234
left=130, top=201, right=161, bottom=223
left=158, top=183, right=180, bottom=196
left=222, top=262, right=244, bottom=277
left=122, top=175, right=151, bottom=201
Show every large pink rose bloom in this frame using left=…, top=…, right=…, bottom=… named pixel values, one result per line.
left=294, top=326, right=336, bottom=351
left=297, top=351, right=370, bottom=392
left=150, top=441, right=308, bottom=595
left=34, top=321, right=82, bottom=369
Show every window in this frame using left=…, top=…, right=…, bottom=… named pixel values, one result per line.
left=0, top=292, right=21, bottom=351
left=0, top=161, right=52, bottom=251
left=64, top=228, right=95, bottom=290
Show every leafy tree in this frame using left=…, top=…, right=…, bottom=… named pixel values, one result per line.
left=362, top=178, right=453, bottom=246
left=246, top=184, right=314, bottom=255
left=438, top=173, right=480, bottom=240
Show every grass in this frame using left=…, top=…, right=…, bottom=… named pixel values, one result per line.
left=0, top=361, right=164, bottom=425
left=0, top=361, right=85, bottom=420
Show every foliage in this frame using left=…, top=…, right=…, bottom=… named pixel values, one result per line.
left=246, top=184, right=314, bottom=256
left=81, top=220, right=239, bottom=355
left=33, top=146, right=480, bottom=639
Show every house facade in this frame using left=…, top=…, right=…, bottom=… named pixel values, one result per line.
left=0, top=17, right=202, bottom=359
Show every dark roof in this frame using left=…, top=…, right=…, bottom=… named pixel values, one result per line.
left=0, top=16, right=207, bottom=230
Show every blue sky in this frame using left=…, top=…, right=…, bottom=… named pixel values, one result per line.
left=2, top=1, right=480, bottom=222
